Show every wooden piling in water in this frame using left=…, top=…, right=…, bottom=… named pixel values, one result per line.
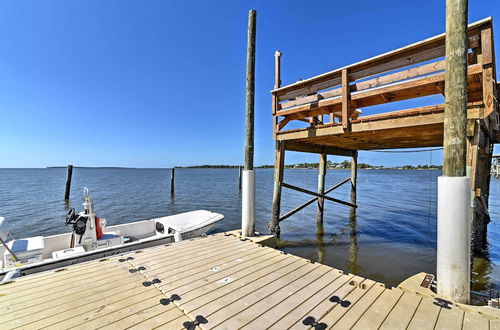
left=437, top=0, right=470, bottom=304
left=64, top=165, right=73, bottom=200
left=269, top=141, right=285, bottom=235
left=239, top=166, right=242, bottom=190
left=350, top=151, right=358, bottom=216
left=170, top=168, right=175, bottom=197
left=316, top=153, right=326, bottom=224
left=244, top=10, right=256, bottom=172
left=241, top=9, right=257, bottom=237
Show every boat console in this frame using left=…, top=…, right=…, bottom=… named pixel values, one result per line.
left=59, top=188, right=123, bottom=256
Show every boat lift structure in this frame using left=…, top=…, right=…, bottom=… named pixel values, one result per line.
left=269, top=17, right=499, bottom=255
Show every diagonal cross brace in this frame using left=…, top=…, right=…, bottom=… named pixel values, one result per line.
left=279, top=177, right=355, bottom=222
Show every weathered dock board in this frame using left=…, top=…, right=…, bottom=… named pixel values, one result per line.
left=1, top=232, right=500, bottom=329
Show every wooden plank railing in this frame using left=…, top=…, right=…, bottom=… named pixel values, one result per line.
left=272, top=17, right=495, bottom=135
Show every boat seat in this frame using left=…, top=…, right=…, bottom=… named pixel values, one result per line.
left=97, top=231, right=123, bottom=248
left=7, top=236, right=45, bottom=255
left=99, top=232, right=120, bottom=240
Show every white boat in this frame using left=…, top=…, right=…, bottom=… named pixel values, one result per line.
left=0, top=188, right=224, bottom=282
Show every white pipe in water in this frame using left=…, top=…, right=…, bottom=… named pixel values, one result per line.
left=241, top=169, right=255, bottom=237
left=437, top=176, right=470, bottom=303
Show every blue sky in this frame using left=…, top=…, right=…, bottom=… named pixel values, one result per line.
left=0, top=0, right=499, bottom=168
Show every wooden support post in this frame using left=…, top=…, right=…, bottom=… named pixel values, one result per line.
left=350, top=151, right=358, bottom=217
left=242, top=9, right=257, bottom=237
left=481, top=27, right=496, bottom=119
left=274, top=50, right=282, bottom=90
left=342, top=68, right=351, bottom=132
left=170, top=168, right=175, bottom=197
left=273, top=51, right=282, bottom=134
left=64, top=165, right=73, bottom=200
left=269, top=141, right=285, bottom=235
left=316, top=153, right=326, bottom=224
left=437, top=0, right=470, bottom=304
left=467, top=120, right=491, bottom=254
left=443, top=1, right=468, bottom=177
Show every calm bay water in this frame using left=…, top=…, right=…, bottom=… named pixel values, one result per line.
left=1, top=168, right=499, bottom=294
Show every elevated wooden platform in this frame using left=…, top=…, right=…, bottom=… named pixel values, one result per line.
left=269, top=17, right=499, bottom=254
left=1, top=233, right=500, bottom=329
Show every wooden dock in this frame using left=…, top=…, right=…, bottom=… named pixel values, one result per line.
left=1, top=232, right=500, bottom=329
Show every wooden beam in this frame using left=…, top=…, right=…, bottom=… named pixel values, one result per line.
left=342, top=68, right=351, bottom=132
left=282, top=182, right=357, bottom=208
left=279, top=59, right=447, bottom=110
left=276, top=64, right=481, bottom=118
left=277, top=117, right=292, bottom=131
left=284, top=140, right=353, bottom=157
left=481, top=26, right=493, bottom=66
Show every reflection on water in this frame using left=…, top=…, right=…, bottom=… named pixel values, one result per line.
left=316, top=218, right=326, bottom=264
left=348, top=211, right=359, bottom=275
left=473, top=251, right=494, bottom=293
left=1, top=168, right=500, bottom=297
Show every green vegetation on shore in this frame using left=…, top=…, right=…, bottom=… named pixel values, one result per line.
left=178, top=162, right=442, bottom=170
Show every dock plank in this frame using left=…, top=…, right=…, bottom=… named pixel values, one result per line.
left=406, top=295, right=441, bottom=330
left=434, top=303, right=464, bottom=330
left=214, top=264, right=333, bottom=329
left=267, top=270, right=353, bottom=330
left=379, top=291, right=422, bottom=330
left=243, top=268, right=345, bottom=329
left=177, top=257, right=304, bottom=313
left=288, top=275, right=367, bottom=329
left=316, top=279, right=378, bottom=328
left=328, top=283, right=386, bottom=329
left=462, top=311, right=489, bottom=330
left=191, top=260, right=320, bottom=328
left=351, top=287, right=404, bottom=329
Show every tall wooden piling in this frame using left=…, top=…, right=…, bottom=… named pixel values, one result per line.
left=269, top=141, right=285, bottom=235
left=241, top=9, right=257, bottom=237
left=437, top=0, right=470, bottom=304
left=244, top=10, right=256, bottom=172
left=64, top=165, right=73, bottom=200
left=443, top=0, right=468, bottom=177
left=170, top=168, right=175, bottom=197
left=316, top=153, right=327, bottom=224
left=350, top=151, right=358, bottom=216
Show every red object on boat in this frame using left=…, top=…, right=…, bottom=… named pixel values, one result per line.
left=95, top=216, right=103, bottom=239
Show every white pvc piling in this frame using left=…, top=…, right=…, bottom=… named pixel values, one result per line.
left=436, top=176, right=471, bottom=303
left=241, top=170, right=255, bottom=237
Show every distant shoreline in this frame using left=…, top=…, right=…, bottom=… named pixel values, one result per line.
left=46, top=166, right=136, bottom=169
left=41, top=165, right=442, bottom=170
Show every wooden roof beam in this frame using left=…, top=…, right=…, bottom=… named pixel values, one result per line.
left=284, top=141, right=354, bottom=157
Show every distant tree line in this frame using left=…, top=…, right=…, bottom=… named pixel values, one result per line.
left=177, top=163, right=442, bottom=170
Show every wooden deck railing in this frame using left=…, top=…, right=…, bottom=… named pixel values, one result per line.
left=272, top=17, right=497, bottom=136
